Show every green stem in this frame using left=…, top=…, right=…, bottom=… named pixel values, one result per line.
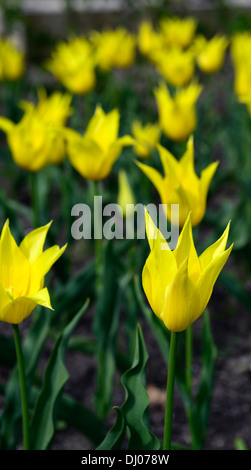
left=186, top=325, right=192, bottom=396
left=92, top=180, right=102, bottom=293
left=163, top=331, right=177, bottom=451
left=30, top=172, right=39, bottom=229
left=12, top=324, right=30, bottom=450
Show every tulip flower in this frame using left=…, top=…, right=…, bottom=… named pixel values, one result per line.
left=46, top=36, right=96, bottom=95
left=131, top=120, right=161, bottom=158
left=0, top=38, right=25, bottom=81
left=230, top=32, right=251, bottom=98
left=159, top=16, right=197, bottom=49
left=20, top=88, right=72, bottom=126
left=136, top=136, right=218, bottom=227
left=193, top=34, right=228, bottom=74
left=0, top=109, right=66, bottom=171
left=90, top=27, right=136, bottom=71
left=153, top=46, right=195, bottom=88
left=142, top=209, right=233, bottom=333
left=154, top=81, right=202, bottom=141
left=0, top=219, right=66, bottom=325
left=66, top=105, right=134, bottom=181
left=137, top=20, right=164, bottom=60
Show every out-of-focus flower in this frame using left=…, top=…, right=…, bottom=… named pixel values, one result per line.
left=230, top=32, right=251, bottom=98
left=90, top=27, right=136, bottom=71
left=131, top=120, right=161, bottom=158
left=46, top=36, right=96, bottom=95
left=137, top=20, right=164, bottom=60
left=0, top=38, right=25, bottom=81
left=136, top=135, right=218, bottom=227
left=0, top=219, right=66, bottom=324
left=66, top=105, right=134, bottom=180
left=193, top=34, right=228, bottom=74
left=154, top=81, right=202, bottom=141
left=142, top=210, right=232, bottom=332
left=159, top=16, right=197, bottom=49
left=0, top=110, right=66, bottom=171
left=153, top=46, right=195, bottom=87
left=117, top=169, right=135, bottom=218
left=20, top=88, right=72, bottom=126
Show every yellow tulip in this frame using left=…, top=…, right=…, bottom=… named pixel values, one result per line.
left=136, top=136, right=218, bottom=227
left=20, top=88, right=72, bottom=126
left=90, top=27, right=136, bottom=71
left=66, top=105, right=134, bottom=181
left=0, top=38, right=25, bottom=81
left=193, top=34, right=228, bottom=74
left=142, top=210, right=233, bottom=332
left=0, top=220, right=66, bottom=324
left=137, top=20, right=164, bottom=60
left=230, top=32, right=251, bottom=98
left=153, top=46, right=195, bottom=87
left=159, top=16, right=197, bottom=49
left=46, top=36, right=96, bottom=95
left=117, top=169, right=136, bottom=218
left=0, top=110, right=66, bottom=171
left=154, top=81, right=202, bottom=142
left=131, top=120, right=161, bottom=158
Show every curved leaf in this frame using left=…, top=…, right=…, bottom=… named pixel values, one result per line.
left=96, top=407, right=126, bottom=450
left=30, top=299, right=89, bottom=450
left=119, top=324, right=160, bottom=450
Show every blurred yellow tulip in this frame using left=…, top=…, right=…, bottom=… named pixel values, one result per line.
left=137, top=20, right=164, bottom=60
left=90, top=27, right=136, bottom=71
left=194, top=34, right=228, bottom=74
left=154, top=81, right=202, bottom=141
left=66, top=105, right=134, bottom=180
left=117, top=169, right=136, bottom=218
left=136, top=136, right=218, bottom=227
left=46, top=36, right=96, bottom=95
left=20, top=88, right=72, bottom=126
left=153, top=46, right=195, bottom=87
left=131, top=120, right=161, bottom=158
left=0, top=220, right=66, bottom=324
left=159, top=16, right=197, bottom=49
left=0, top=38, right=25, bottom=81
left=0, top=110, right=66, bottom=171
left=230, top=32, right=251, bottom=98
left=142, top=210, right=232, bottom=332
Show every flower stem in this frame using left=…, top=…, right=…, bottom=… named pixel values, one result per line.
left=186, top=325, right=193, bottom=396
left=163, top=331, right=177, bottom=451
left=30, top=172, right=39, bottom=229
left=12, top=324, right=30, bottom=450
left=92, top=180, right=102, bottom=293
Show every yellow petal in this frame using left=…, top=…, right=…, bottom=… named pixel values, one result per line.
left=199, top=221, right=231, bottom=271
left=190, top=243, right=233, bottom=325
left=199, top=161, right=219, bottom=201
left=173, top=212, right=201, bottom=283
left=0, top=116, right=15, bottom=134
left=0, top=220, right=31, bottom=297
left=136, top=160, right=164, bottom=199
left=19, top=221, right=53, bottom=262
left=163, top=257, right=195, bottom=332
left=145, top=207, right=167, bottom=251
left=67, top=137, right=105, bottom=180
left=34, top=244, right=67, bottom=279
left=0, top=288, right=53, bottom=324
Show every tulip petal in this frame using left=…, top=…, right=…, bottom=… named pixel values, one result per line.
left=136, top=160, right=164, bottom=199
left=163, top=257, right=196, bottom=332
left=199, top=221, right=231, bottom=271
left=0, top=287, right=53, bottom=324
left=0, top=220, right=31, bottom=296
left=157, top=144, right=179, bottom=180
left=173, top=212, right=201, bottom=283
left=190, top=244, right=233, bottom=325
left=199, top=161, right=219, bottom=201
left=34, top=244, right=67, bottom=279
left=0, top=116, right=15, bottom=134
left=19, top=221, right=53, bottom=262
left=145, top=207, right=167, bottom=251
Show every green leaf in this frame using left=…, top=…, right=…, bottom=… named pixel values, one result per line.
left=30, top=299, right=89, bottom=450
left=93, top=239, right=121, bottom=420
left=0, top=308, right=51, bottom=449
left=96, top=407, right=126, bottom=450
left=187, top=310, right=217, bottom=449
left=119, top=324, right=160, bottom=450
